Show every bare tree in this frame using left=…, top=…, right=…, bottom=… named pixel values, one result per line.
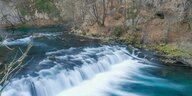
left=0, top=43, right=32, bottom=95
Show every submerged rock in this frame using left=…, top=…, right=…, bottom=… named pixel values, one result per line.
left=48, top=55, right=56, bottom=61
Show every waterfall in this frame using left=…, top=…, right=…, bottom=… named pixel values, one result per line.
left=2, top=45, right=152, bottom=96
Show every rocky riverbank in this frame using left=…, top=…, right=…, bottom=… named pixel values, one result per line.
left=71, top=28, right=192, bottom=68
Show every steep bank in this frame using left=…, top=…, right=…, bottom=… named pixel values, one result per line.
left=0, top=0, right=62, bottom=29
left=71, top=1, right=192, bottom=66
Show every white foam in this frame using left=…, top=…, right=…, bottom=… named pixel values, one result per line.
left=1, top=46, right=150, bottom=96
left=33, top=33, right=61, bottom=38
left=57, top=60, right=142, bottom=96
left=2, top=36, right=32, bottom=46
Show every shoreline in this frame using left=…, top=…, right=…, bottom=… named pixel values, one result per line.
left=1, top=23, right=192, bottom=68
left=71, top=29, right=192, bottom=68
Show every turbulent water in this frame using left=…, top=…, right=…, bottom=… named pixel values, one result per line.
left=1, top=28, right=192, bottom=96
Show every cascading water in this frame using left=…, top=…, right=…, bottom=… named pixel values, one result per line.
left=1, top=45, right=154, bottom=96
left=1, top=31, right=191, bottom=96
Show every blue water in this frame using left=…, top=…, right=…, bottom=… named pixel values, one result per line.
left=1, top=27, right=192, bottom=96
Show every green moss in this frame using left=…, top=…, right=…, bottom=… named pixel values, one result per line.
left=34, top=0, right=59, bottom=15
left=17, top=6, right=30, bottom=16
left=149, top=44, right=191, bottom=58
left=123, top=34, right=140, bottom=45
left=114, top=26, right=124, bottom=37
left=17, top=0, right=59, bottom=17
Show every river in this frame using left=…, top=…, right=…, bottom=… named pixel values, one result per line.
left=1, top=27, right=192, bottom=96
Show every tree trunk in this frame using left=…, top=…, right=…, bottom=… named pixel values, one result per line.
left=101, top=0, right=106, bottom=26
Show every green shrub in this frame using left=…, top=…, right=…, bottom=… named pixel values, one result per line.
left=124, top=34, right=138, bottom=44
left=17, top=0, right=59, bottom=17
left=114, top=27, right=124, bottom=37
left=149, top=44, right=189, bottom=58
left=18, top=7, right=30, bottom=16
left=35, top=0, right=58, bottom=15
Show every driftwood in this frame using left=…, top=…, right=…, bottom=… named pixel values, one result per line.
left=0, top=43, right=32, bottom=95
